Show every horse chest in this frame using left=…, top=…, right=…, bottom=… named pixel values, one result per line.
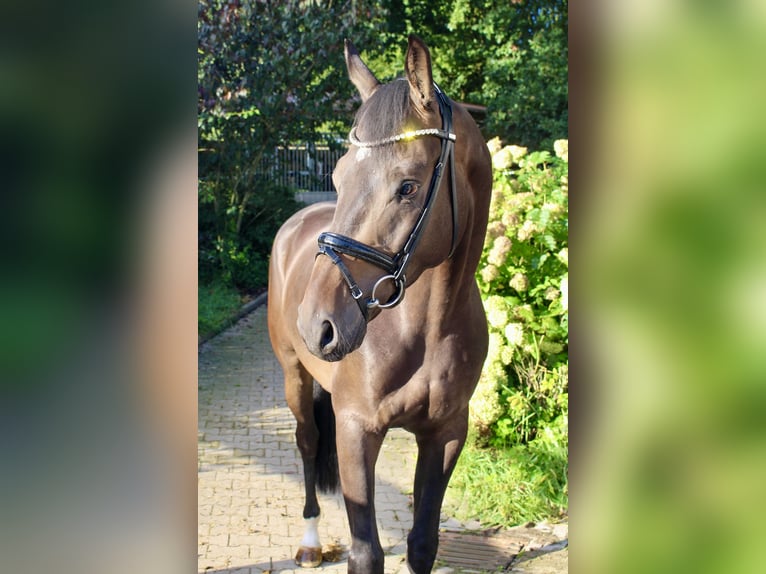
left=331, top=334, right=478, bottom=432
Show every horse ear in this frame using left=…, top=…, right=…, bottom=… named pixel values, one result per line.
left=345, top=39, right=380, bottom=102
left=405, top=35, right=435, bottom=114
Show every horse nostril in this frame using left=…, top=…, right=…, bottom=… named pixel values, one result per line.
left=319, top=320, right=336, bottom=352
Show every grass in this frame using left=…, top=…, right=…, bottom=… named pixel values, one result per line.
left=444, top=427, right=568, bottom=528
left=198, top=280, right=244, bottom=341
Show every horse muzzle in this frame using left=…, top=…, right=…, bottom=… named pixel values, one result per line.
left=297, top=287, right=368, bottom=362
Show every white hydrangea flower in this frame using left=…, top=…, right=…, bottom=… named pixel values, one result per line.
left=484, top=296, right=508, bottom=329
left=469, top=371, right=504, bottom=431
left=504, top=322, right=524, bottom=347
left=486, top=137, right=503, bottom=156
left=508, top=145, right=528, bottom=164
left=500, top=344, right=515, bottom=364
left=488, top=235, right=512, bottom=266
left=554, top=139, right=568, bottom=162
left=501, top=211, right=519, bottom=228
left=517, top=219, right=536, bottom=241
left=544, top=286, right=560, bottom=301
left=481, top=264, right=499, bottom=283
left=492, top=147, right=514, bottom=170
left=509, top=272, right=529, bottom=292
left=557, top=247, right=568, bottom=267
left=486, top=220, right=507, bottom=241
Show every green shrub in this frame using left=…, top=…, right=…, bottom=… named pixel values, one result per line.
left=198, top=177, right=300, bottom=293
left=470, top=138, right=568, bottom=447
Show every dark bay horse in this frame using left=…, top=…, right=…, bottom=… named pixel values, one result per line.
left=267, top=35, right=492, bottom=573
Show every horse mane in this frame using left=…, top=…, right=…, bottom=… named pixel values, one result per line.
left=352, top=79, right=411, bottom=144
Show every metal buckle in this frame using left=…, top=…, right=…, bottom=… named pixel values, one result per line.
left=350, top=284, right=364, bottom=300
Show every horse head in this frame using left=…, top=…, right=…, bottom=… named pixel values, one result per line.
left=297, top=36, right=475, bottom=362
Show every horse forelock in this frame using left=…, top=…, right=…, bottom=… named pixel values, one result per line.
left=352, top=80, right=411, bottom=145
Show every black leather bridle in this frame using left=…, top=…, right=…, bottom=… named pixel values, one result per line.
left=316, top=84, right=458, bottom=321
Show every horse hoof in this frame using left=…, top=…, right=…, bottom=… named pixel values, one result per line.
left=295, top=546, right=322, bottom=568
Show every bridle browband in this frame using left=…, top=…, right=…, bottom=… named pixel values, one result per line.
left=316, top=83, right=459, bottom=321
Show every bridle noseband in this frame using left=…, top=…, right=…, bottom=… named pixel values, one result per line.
left=316, top=84, right=459, bottom=321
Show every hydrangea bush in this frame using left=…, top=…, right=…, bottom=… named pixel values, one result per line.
left=470, top=138, right=569, bottom=447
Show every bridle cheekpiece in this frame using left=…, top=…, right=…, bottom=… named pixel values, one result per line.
left=316, top=83, right=459, bottom=321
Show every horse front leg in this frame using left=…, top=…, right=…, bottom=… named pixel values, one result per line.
left=285, top=363, right=339, bottom=568
left=335, top=412, right=386, bottom=574
left=407, top=412, right=469, bottom=574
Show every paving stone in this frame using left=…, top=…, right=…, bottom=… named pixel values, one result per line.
left=198, top=305, right=567, bottom=573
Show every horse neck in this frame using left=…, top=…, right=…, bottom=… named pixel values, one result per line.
left=453, top=103, right=492, bottom=260
left=413, top=121, right=491, bottom=323
left=404, top=228, right=483, bottom=325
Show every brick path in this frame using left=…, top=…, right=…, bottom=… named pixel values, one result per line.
left=198, top=304, right=567, bottom=574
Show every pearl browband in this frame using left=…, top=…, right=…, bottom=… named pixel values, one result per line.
left=348, top=126, right=456, bottom=148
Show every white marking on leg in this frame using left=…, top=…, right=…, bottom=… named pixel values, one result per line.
left=300, top=515, right=321, bottom=548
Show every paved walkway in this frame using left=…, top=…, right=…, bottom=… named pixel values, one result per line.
left=198, top=304, right=567, bottom=573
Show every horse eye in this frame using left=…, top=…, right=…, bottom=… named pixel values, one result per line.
left=399, top=182, right=419, bottom=197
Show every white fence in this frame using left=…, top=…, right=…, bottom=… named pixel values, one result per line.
left=261, top=142, right=346, bottom=202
